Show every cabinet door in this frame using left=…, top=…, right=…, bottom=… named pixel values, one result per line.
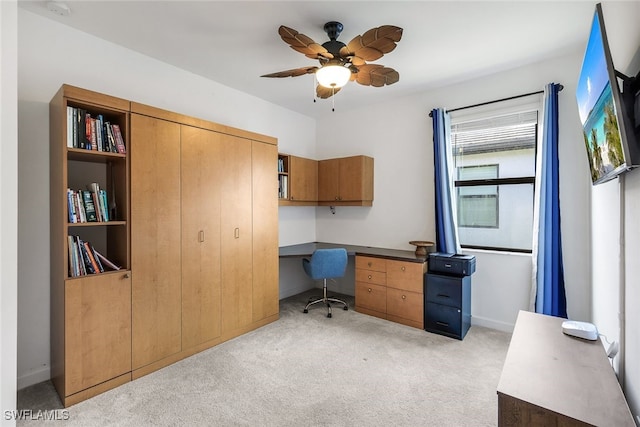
left=289, top=156, right=318, bottom=202
left=318, top=158, right=340, bottom=201
left=181, top=125, right=222, bottom=349
left=221, top=135, right=253, bottom=333
left=65, top=273, right=131, bottom=395
left=339, top=156, right=374, bottom=202
left=252, top=141, right=279, bottom=321
left=130, top=114, right=182, bottom=369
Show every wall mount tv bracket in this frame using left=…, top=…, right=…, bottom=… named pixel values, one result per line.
left=615, top=69, right=640, bottom=129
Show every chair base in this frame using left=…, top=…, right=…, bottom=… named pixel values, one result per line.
left=303, top=279, right=348, bottom=318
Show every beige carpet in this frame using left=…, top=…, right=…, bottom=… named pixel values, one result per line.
left=18, top=291, right=511, bottom=426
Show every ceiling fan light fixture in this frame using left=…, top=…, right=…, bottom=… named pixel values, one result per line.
left=316, top=64, right=351, bottom=89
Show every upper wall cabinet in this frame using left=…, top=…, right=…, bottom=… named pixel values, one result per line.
left=278, top=154, right=318, bottom=206
left=318, top=155, right=374, bottom=206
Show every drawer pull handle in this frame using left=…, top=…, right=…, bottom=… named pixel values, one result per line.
left=368, top=275, right=372, bottom=280
left=123, top=273, right=130, bottom=279
left=436, top=294, right=450, bottom=298
left=368, top=262, right=372, bottom=267
left=444, top=263, right=452, bottom=268
left=436, top=321, right=449, bottom=327
left=401, top=295, right=406, bottom=300
left=368, top=288, right=372, bottom=292
left=401, top=266, right=405, bottom=271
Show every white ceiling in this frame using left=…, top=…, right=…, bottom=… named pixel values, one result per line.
left=19, top=0, right=597, bottom=118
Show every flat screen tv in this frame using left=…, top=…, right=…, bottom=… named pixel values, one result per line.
left=576, top=3, right=639, bottom=185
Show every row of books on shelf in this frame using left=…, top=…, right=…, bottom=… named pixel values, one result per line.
left=67, top=183, right=113, bottom=223
left=278, top=158, right=287, bottom=173
left=278, top=175, right=288, bottom=199
left=66, top=106, right=126, bottom=154
left=68, top=235, right=121, bottom=277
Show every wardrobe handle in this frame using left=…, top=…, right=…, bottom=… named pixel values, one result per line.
left=367, top=288, right=372, bottom=293
left=401, top=295, right=406, bottom=300
left=122, top=273, right=130, bottom=279
left=401, top=266, right=406, bottom=271
left=199, top=230, right=205, bottom=242
left=368, top=275, right=372, bottom=280
left=234, top=228, right=240, bottom=239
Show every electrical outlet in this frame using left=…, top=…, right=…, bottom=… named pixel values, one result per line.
left=606, top=341, right=619, bottom=359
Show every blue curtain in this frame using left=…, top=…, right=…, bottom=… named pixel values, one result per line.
left=432, top=109, right=460, bottom=254
left=532, top=83, right=567, bottom=317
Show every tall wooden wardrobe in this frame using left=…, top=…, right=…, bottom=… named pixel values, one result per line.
left=129, top=103, right=279, bottom=379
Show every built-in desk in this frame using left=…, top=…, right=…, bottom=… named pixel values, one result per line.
left=279, top=241, right=427, bottom=263
left=497, top=310, right=634, bottom=426
left=280, top=242, right=428, bottom=328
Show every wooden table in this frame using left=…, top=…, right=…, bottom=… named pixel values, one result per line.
left=497, top=310, right=634, bottom=426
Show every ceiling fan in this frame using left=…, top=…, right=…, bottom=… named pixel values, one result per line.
left=261, top=21, right=403, bottom=99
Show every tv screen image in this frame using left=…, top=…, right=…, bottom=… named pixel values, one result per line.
left=576, top=3, right=636, bottom=185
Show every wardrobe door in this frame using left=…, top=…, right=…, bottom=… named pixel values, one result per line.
left=181, top=125, right=222, bottom=349
left=220, top=135, right=253, bottom=333
left=252, top=141, right=279, bottom=321
left=130, top=114, right=182, bottom=369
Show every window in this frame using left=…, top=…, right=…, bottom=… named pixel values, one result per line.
left=457, top=165, right=498, bottom=228
left=451, top=110, right=538, bottom=252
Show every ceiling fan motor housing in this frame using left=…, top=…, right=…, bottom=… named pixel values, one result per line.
left=323, top=21, right=343, bottom=40
left=322, top=21, right=347, bottom=57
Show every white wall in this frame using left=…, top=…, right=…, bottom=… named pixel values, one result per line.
left=1, top=1, right=18, bottom=424
left=16, top=9, right=317, bottom=389
left=316, top=51, right=592, bottom=331
left=596, top=1, right=640, bottom=420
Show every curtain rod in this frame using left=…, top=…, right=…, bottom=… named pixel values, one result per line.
left=428, top=84, right=564, bottom=117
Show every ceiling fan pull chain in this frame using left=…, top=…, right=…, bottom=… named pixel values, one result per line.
left=332, top=87, right=335, bottom=112
left=313, top=74, right=317, bottom=103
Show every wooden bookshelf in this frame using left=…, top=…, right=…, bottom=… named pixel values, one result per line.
left=50, top=85, right=132, bottom=406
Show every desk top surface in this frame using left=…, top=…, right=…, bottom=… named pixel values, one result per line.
left=497, top=310, right=634, bottom=426
left=279, top=242, right=427, bottom=263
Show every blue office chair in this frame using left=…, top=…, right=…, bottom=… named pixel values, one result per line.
left=302, top=248, right=349, bottom=318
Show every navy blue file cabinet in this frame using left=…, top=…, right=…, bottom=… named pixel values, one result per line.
left=424, top=253, right=475, bottom=340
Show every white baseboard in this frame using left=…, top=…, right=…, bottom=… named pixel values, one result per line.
left=471, top=316, right=515, bottom=333
left=17, top=366, right=50, bottom=390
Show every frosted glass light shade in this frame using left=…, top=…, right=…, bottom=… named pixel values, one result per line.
left=316, top=64, right=351, bottom=88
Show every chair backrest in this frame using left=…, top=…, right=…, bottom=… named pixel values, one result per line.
left=303, top=248, right=348, bottom=280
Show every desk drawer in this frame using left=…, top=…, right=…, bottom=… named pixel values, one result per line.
left=355, top=268, right=386, bottom=286
left=356, top=256, right=386, bottom=272
left=386, top=260, right=425, bottom=293
left=355, top=282, right=386, bottom=313
left=386, top=287, right=423, bottom=324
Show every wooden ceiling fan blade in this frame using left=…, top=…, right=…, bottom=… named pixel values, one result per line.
left=361, top=25, right=403, bottom=44
left=352, top=47, right=384, bottom=62
left=355, top=64, right=399, bottom=87
left=316, top=84, right=341, bottom=99
left=261, top=66, right=319, bottom=78
left=278, top=25, right=332, bottom=59
left=344, top=25, right=403, bottom=61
